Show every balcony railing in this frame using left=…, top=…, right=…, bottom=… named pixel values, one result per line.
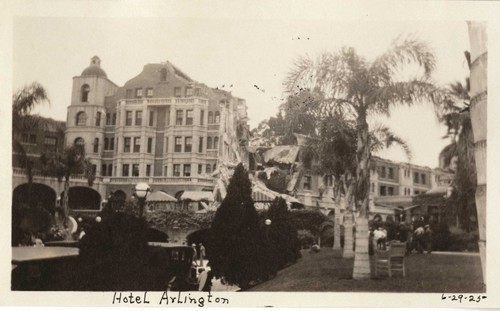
left=13, top=168, right=103, bottom=183
left=124, top=97, right=209, bottom=106
left=108, top=176, right=214, bottom=184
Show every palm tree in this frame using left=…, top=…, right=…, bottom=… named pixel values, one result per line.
left=467, top=22, right=487, bottom=279
left=12, top=82, right=50, bottom=207
left=285, top=36, right=436, bottom=279
left=41, top=144, right=95, bottom=232
left=435, top=80, right=477, bottom=231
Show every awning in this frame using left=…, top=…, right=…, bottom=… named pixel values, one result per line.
left=252, top=188, right=275, bottom=202
left=263, top=145, right=300, bottom=165
left=146, top=191, right=177, bottom=202
left=180, top=191, right=214, bottom=202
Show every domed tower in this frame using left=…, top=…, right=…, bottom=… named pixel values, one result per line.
left=66, top=56, right=118, bottom=176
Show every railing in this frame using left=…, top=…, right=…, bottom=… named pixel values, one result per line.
left=124, top=98, right=209, bottom=106
left=108, top=176, right=214, bottom=184
left=13, top=168, right=102, bottom=183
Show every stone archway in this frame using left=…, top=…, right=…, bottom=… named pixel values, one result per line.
left=13, top=183, right=57, bottom=213
left=61, top=186, right=102, bottom=210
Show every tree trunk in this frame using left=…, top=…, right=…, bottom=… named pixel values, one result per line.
left=467, top=21, right=487, bottom=282
left=352, top=110, right=372, bottom=279
left=62, top=172, right=70, bottom=227
left=343, top=213, right=354, bottom=258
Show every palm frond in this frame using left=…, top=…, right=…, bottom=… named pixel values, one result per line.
left=371, top=35, right=436, bottom=80
left=370, top=124, right=412, bottom=161
left=12, top=82, right=50, bottom=118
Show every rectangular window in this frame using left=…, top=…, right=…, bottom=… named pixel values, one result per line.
left=135, top=111, right=142, bottom=126
left=176, top=110, right=183, bottom=125
left=133, top=137, right=141, bottom=153
left=122, top=164, right=130, bottom=177
left=96, top=112, right=101, bottom=126
left=109, top=137, right=115, bottom=150
left=166, top=109, right=170, bottom=126
left=413, top=172, right=420, bottom=184
left=173, top=164, right=181, bottom=177
left=115, top=138, right=118, bottom=151
left=185, top=137, right=192, bottom=152
left=146, top=88, right=153, bottom=98
left=380, top=166, right=386, bottom=178
left=44, top=137, right=57, bottom=152
left=388, top=167, right=394, bottom=179
left=199, top=137, right=203, bottom=153
left=112, top=113, right=117, bottom=125
left=29, top=134, right=37, bottom=144
left=198, top=164, right=202, bottom=175
left=194, top=88, right=200, bottom=97
left=101, top=164, right=107, bottom=177
left=185, top=87, right=193, bottom=97
left=421, top=174, right=426, bottom=185
left=146, top=164, right=151, bottom=177
left=414, top=190, right=420, bottom=195
left=124, top=137, right=131, bottom=153
left=380, top=186, right=387, bottom=196
left=175, top=136, right=182, bottom=152
left=106, top=113, right=111, bottom=125
left=132, top=164, right=139, bottom=177
left=388, top=187, right=394, bottom=196
left=186, top=110, right=193, bottom=125
left=200, top=110, right=204, bottom=125
left=126, top=89, right=133, bottom=98
left=174, top=87, right=182, bottom=97
left=149, top=111, right=154, bottom=126
left=183, top=164, right=191, bottom=177
left=303, top=176, right=311, bottom=190
left=147, top=138, right=153, bottom=153
left=126, top=111, right=132, bottom=126
left=135, top=88, right=143, bottom=98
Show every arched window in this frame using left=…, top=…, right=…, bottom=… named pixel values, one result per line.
left=213, top=136, right=219, bottom=149
left=81, top=84, right=90, bottom=102
left=214, top=111, right=220, bottom=123
left=208, top=111, right=213, bottom=124
left=213, top=163, right=217, bottom=172
left=93, top=138, right=99, bottom=153
left=76, top=111, right=87, bottom=126
left=206, top=164, right=212, bottom=174
left=95, top=112, right=102, bottom=126
left=207, top=137, right=212, bottom=149
left=74, top=137, right=85, bottom=146
left=104, top=138, right=109, bottom=150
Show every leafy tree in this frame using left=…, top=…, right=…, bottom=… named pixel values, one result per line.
left=286, top=36, right=437, bottom=279
left=12, top=82, right=50, bottom=207
left=209, top=163, right=274, bottom=288
left=435, top=80, right=477, bottom=231
left=266, top=198, right=301, bottom=269
left=40, top=144, right=95, bottom=233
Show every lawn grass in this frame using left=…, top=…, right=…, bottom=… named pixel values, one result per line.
left=248, top=248, right=485, bottom=292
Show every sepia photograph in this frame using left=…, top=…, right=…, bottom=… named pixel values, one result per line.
left=2, top=0, right=499, bottom=308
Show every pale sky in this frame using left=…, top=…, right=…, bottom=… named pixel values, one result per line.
left=13, top=17, right=469, bottom=169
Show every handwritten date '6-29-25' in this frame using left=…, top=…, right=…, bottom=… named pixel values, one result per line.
left=442, top=294, right=486, bottom=303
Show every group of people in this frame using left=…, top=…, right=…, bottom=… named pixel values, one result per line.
left=370, top=220, right=433, bottom=254
left=191, top=243, right=206, bottom=267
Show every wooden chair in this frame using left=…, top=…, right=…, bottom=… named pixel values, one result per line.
left=375, top=241, right=406, bottom=278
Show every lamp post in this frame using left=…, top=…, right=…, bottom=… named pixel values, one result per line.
left=134, top=182, right=151, bottom=218
left=265, top=218, right=272, bottom=241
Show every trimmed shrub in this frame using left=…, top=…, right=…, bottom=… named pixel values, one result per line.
left=209, top=163, right=275, bottom=288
